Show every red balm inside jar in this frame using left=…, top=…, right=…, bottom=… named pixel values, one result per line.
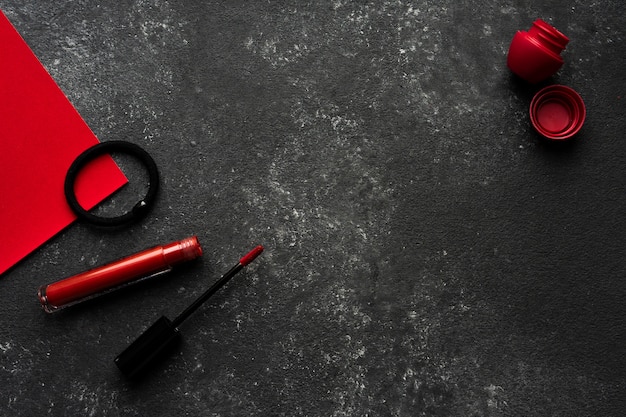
left=507, top=19, right=569, bottom=83
left=529, top=85, right=586, bottom=140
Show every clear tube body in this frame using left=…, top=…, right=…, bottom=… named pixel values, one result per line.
left=38, top=236, right=202, bottom=313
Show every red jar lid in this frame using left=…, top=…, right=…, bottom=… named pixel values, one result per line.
left=529, top=85, right=586, bottom=140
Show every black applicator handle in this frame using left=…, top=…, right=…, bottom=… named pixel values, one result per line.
left=114, top=315, right=181, bottom=380
left=114, top=245, right=264, bottom=379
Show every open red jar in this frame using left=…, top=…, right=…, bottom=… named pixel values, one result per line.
left=529, top=85, right=586, bottom=140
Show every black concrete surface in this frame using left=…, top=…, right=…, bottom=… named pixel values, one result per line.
left=1, top=1, right=625, bottom=416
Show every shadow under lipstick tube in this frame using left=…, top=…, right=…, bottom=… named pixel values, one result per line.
left=37, top=236, right=203, bottom=313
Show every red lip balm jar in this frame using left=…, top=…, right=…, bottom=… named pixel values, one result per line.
left=507, top=19, right=569, bottom=83
left=529, top=85, right=586, bottom=140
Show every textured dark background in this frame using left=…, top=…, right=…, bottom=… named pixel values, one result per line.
left=1, top=1, right=625, bottom=416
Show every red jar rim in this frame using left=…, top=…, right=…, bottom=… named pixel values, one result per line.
left=529, top=85, right=586, bottom=140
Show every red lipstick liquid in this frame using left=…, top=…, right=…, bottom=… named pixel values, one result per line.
left=38, top=236, right=203, bottom=313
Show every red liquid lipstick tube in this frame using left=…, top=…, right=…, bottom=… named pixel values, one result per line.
left=38, top=236, right=203, bottom=313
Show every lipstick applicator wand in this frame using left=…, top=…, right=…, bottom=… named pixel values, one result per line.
left=115, top=245, right=264, bottom=379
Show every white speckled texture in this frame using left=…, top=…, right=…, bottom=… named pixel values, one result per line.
left=0, top=1, right=625, bottom=416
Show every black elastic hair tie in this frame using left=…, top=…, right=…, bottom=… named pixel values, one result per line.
left=64, top=141, right=159, bottom=227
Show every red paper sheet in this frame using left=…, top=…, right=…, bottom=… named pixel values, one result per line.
left=0, top=11, right=127, bottom=275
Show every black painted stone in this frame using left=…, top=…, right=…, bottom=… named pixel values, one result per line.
left=0, top=1, right=624, bottom=416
